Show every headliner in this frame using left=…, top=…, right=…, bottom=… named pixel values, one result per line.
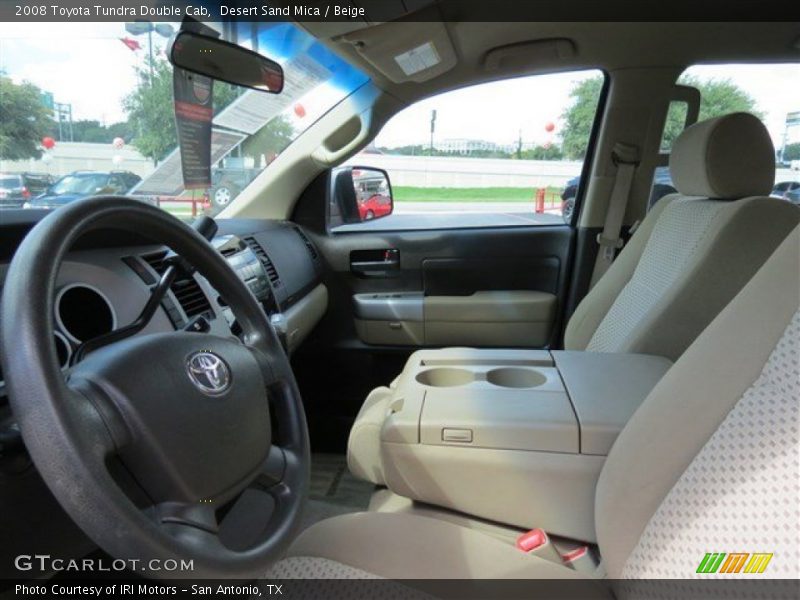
left=301, top=13, right=800, bottom=106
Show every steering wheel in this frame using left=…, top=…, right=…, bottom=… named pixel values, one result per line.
left=0, top=197, right=309, bottom=579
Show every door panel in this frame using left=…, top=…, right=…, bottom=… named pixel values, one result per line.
left=307, top=224, right=573, bottom=352
left=424, top=290, right=556, bottom=347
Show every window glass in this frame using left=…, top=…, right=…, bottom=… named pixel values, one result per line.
left=660, top=100, right=689, bottom=152
left=648, top=63, right=800, bottom=209
left=330, top=70, right=604, bottom=231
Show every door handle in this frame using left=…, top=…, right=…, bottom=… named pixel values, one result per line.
left=351, top=249, right=400, bottom=278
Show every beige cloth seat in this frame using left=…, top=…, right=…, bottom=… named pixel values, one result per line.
left=348, top=112, right=800, bottom=486
left=270, top=223, right=800, bottom=581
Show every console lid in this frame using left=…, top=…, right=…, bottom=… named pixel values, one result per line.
left=551, top=351, right=673, bottom=455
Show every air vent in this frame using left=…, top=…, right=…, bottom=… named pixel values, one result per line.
left=141, top=253, right=212, bottom=319
left=294, top=226, right=319, bottom=261
left=243, top=237, right=281, bottom=287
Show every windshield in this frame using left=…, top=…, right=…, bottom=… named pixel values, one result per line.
left=49, top=174, right=108, bottom=195
left=0, top=22, right=368, bottom=217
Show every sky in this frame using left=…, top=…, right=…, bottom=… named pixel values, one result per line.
left=1, top=23, right=799, bottom=149
left=0, top=23, right=143, bottom=124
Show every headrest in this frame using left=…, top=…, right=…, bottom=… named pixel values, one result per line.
left=669, top=112, right=775, bottom=199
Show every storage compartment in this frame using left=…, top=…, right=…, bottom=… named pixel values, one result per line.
left=376, top=348, right=672, bottom=540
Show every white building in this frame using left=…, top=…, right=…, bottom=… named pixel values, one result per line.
left=0, top=142, right=153, bottom=179
left=434, top=138, right=500, bottom=155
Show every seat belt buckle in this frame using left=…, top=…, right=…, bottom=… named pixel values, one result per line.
left=516, top=528, right=564, bottom=563
left=561, top=545, right=600, bottom=574
left=516, top=528, right=548, bottom=552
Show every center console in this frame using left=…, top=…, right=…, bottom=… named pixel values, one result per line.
left=376, top=348, right=671, bottom=542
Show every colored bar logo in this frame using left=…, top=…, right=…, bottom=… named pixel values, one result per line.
left=696, top=553, right=773, bottom=574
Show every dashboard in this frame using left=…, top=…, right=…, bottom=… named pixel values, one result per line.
left=0, top=212, right=328, bottom=400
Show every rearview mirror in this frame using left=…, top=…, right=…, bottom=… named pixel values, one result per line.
left=330, top=167, right=394, bottom=225
left=168, top=30, right=283, bottom=93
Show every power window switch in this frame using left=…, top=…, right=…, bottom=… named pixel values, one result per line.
left=442, top=428, right=473, bottom=443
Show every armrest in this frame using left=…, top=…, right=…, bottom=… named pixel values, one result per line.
left=551, top=351, right=673, bottom=455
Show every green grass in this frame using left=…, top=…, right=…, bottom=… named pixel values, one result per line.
left=393, top=186, right=562, bottom=203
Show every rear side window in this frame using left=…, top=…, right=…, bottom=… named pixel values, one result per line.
left=650, top=63, right=800, bottom=209
left=659, top=100, right=689, bottom=153
left=330, top=69, right=604, bottom=231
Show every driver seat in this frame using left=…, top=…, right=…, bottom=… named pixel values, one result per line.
left=267, top=225, right=800, bottom=580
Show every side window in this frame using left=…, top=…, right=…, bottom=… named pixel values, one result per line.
left=329, top=69, right=604, bottom=231
left=650, top=64, right=800, bottom=209
left=649, top=94, right=696, bottom=209
left=659, top=100, right=689, bottom=153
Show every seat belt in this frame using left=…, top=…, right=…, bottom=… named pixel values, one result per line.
left=589, top=142, right=641, bottom=288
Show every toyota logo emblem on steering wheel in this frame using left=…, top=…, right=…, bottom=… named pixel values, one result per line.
left=186, top=351, right=232, bottom=396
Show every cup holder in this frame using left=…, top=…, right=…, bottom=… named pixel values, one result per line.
left=416, top=368, right=474, bottom=387
left=486, top=367, right=546, bottom=389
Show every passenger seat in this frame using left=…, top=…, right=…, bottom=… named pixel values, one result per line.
left=348, top=112, right=800, bottom=485
left=566, top=112, right=798, bottom=358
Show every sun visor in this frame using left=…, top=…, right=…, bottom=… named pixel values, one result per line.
left=484, top=39, right=577, bottom=73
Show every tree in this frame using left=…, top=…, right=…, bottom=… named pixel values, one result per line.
left=123, top=56, right=239, bottom=163
left=0, top=76, right=54, bottom=160
left=560, top=75, right=761, bottom=160
left=780, top=142, right=800, bottom=162
left=560, top=77, right=604, bottom=160
left=66, top=120, right=134, bottom=144
left=378, top=144, right=427, bottom=156
left=241, top=115, right=295, bottom=163
left=660, top=75, right=761, bottom=149
left=519, top=144, right=564, bottom=161
left=123, top=58, right=179, bottom=163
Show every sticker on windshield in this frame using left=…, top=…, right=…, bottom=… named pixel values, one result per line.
left=173, top=68, right=213, bottom=189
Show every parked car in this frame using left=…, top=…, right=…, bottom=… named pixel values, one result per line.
left=353, top=168, right=393, bottom=220
left=357, top=192, right=393, bottom=220
left=771, top=181, right=800, bottom=204
left=209, top=166, right=263, bottom=209
left=560, top=166, right=676, bottom=223
left=24, top=171, right=141, bottom=209
left=0, top=172, right=53, bottom=208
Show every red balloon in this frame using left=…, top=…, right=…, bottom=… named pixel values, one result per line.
left=544, top=122, right=555, bottom=133
left=293, top=103, right=306, bottom=118
left=42, top=136, right=56, bottom=150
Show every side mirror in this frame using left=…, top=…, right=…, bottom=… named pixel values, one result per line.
left=331, top=167, right=394, bottom=225
left=167, top=30, right=283, bottom=93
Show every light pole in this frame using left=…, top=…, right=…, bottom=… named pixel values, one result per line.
left=429, top=109, right=437, bottom=156
left=124, top=21, right=175, bottom=86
